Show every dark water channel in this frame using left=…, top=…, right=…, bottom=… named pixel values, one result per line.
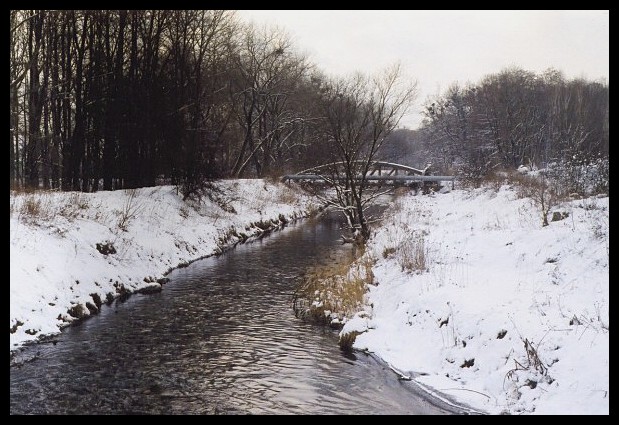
left=10, top=210, right=460, bottom=415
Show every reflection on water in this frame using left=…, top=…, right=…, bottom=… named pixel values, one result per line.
left=10, top=209, right=457, bottom=414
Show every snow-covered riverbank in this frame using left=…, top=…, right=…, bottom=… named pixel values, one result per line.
left=342, top=185, right=609, bottom=414
left=10, top=180, right=318, bottom=352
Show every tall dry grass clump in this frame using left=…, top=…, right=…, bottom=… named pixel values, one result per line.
left=293, top=249, right=374, bottom=328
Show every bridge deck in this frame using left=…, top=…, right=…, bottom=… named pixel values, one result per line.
left=282, top=161, right=455, bottom=188
left=282, top=174, right=454, bottom=182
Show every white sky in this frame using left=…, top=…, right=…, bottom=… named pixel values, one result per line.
left=236, top=10, right=609, bottom=129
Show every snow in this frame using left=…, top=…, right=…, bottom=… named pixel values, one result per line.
left=10, top=177, right=609, bottom=414
left=10, top=180, right=318, bottom=352
left=341, top=185, right=609, bottom=414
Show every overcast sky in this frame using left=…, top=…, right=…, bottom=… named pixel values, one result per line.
left=236, top=10, right=609, bottom=129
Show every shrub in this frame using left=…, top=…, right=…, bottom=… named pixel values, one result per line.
left=179, top=180, right=236, bottom=213
left=480, top=167, right=513, bottom=191
left=515, top=175, right=561, bottom=227
left=262, top=168, right=285, bottom=184
left=544, top=157, right=609, bottom=197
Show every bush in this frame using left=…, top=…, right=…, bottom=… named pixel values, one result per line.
left=514, top=174, right=561, bottom=227
left=544, top=156, right=609, bottom=197
left=180, top=181, right=237, bottom=213
left=456, top=149, right=495, bottom=188
left=480, top=167, right=513, bottom=191
left=590, top=157, right=609, bottom=194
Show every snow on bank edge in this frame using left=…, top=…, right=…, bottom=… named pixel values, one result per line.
left=342, top=186, right=609, bottom=414
left=10, top=180, right=319, bottom=352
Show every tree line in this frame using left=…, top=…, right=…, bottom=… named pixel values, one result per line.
left=418, top=67, right=609, bottom=184
left=10, top=10, right=608, bottom=202
left=9, top=10, right=345, bottom=194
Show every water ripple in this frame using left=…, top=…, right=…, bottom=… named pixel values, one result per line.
left=11, top=210, right=455, bottom=415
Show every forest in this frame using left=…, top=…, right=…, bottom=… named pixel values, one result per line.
left=10, top=10, right=609, bottom=197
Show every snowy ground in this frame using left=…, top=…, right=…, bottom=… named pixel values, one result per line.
left=10, top=180, right=318, bottom=352
left=341, top=185, right=609, bottom=414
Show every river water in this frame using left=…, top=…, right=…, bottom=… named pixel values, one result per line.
left=10, top=210, right=460, bottom=414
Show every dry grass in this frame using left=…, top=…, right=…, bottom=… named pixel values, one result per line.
left=11, top=188, right=94, bottom=227
left=21, top=195, right=42, bottom=218
left=179, top=205, right=190, bottom=219
left=382, top=246, right=396, bottom=259
left=12, top=191, right=55, bottom=224
left=381, top=225, right=429, bottom=274
left=476, top=169, right=569, bottom=228
left=58, top=192, right=90, bottom=220
left=505, top=337, right=549, bottom=390
left=393, top=186, right=412, bottom=197
left=293, top=250, right=374, bottom=327
left=116, top=189, right=143, bottom=231
left=68, top=192, right=89, bottom=210
left=397, top=235, right=428, bottom=273
left=277, top=188, right=299, bottom=206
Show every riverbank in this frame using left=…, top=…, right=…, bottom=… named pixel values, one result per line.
left=10, top=180, right=319, bottom=352
left=341, top=185, right=609, bottom=414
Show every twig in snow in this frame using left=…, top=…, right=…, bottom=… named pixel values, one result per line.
left=438, top=388, right=491, bottom=400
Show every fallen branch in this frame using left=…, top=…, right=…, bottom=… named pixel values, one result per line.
left=438, top=387, right=491, bottom=400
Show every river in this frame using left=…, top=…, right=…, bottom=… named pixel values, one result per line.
left=10, top=209, right=461, bottom=414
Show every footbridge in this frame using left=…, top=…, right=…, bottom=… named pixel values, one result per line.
left=282, top=161, right=455, bottom=188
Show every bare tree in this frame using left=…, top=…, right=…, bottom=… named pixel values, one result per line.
left=10, top=11, right=427, bottom=196
left=228, top=24, right=314, bottom=177
left=421, top=66, right=608, bottom=193
left=320, top=64, right=417, bottom=242
left=10, top=10, right=29, bottom=188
